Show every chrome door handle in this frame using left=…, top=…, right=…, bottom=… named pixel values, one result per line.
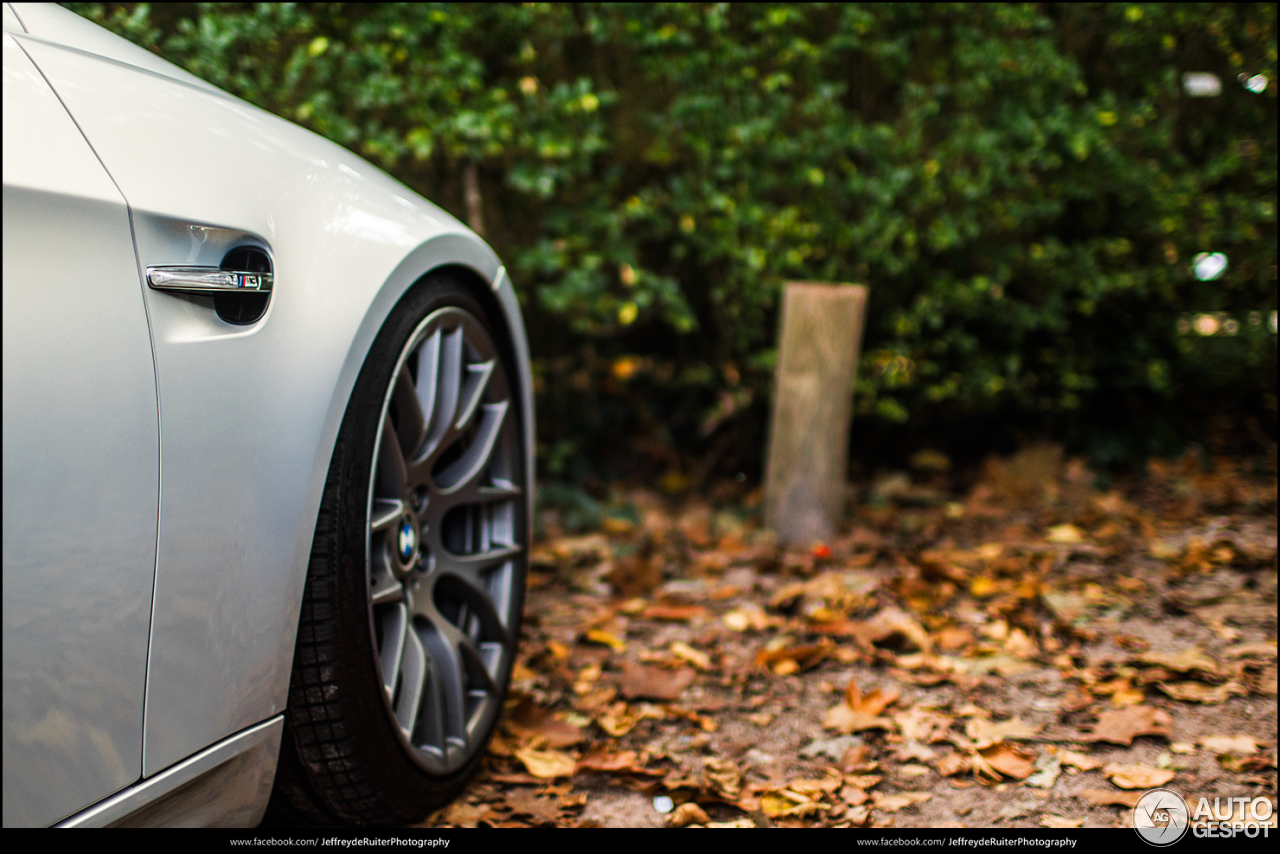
left=146, top=266, right=273, bottom=293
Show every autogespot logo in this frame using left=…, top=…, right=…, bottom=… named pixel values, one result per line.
left=1133, top=788, right=1190, bottom=846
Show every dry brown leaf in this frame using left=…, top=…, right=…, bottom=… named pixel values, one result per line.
left=823, top=703, right=895, bottom=734
left=934, top=752, right=970, bottom=777
left=1157, top=681, right=1247, bottom=704
left=618, top=661, right=696, bottom=701
left=965, top=716, right=1043, bottom=749
left=755, top=640, right=833, bottom=674
left=760, top=789, right=824, bottom=818
left=871, top=791, right=932, bottom=812
left=839, top=785, right=869, bottom=806
left=507, top=700, right=586, bottom=748
left=1199, top=734, right=1262, bottom=754
left=596, top=700, right=664, bottom=736
left=1041, top=815, right=1083, bottom=828
left=441, top=800, right=497, bottom=827
left=666, top=802, right=711, bottom=827
left=1057, top=749, right=1103, bottom=771
left=504, top=789, right=563, bottom=825
left=1138, top=647, right=1222, bottom=678
left=642, top=603, right=710, bottom=622
left=722, top=603, right=772, bottom=632
left=894, top=707, right=955, bottom=743
left=1103, top=763, right=1175, bottom=789
left=670, top=641, right=713, bottom=671
left=1046, top=524, right=1086, bottom=544
left=702, top=757, right=743, bottom=801
left=1080, top=789, right=1142, bottom=808
left=585, top=629, right=627, bottom=652
left=979, top=743, right=1037, bottom=780
left=1084, top=705, right=1172, bottom=745
left=846, top=681, right=901, bottom=716
left=1225, top=641, right=1278, bottom=659
left=513, top=746, right=578, bottom=779
left=853, top=607, right=933, bottom=653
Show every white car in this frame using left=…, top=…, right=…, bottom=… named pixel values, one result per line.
left=3, top=3, right=533, bottom=826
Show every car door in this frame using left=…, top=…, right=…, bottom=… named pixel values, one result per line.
left=1, top=23, right=159, bottom=827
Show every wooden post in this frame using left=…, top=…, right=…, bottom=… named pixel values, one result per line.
left=764, top=282, right=868, bottom=544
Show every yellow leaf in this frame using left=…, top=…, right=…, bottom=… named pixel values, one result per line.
left=1046, top=524, right=1086, bottom=544
left=585, top=629, right=626, bottom=652
left=1103, top=763, right=1175, bottom=789
left=514, top=746, right=578, bottom=779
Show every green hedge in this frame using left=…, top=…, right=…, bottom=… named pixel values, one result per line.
left=69, top=3, right=1277, bottom=477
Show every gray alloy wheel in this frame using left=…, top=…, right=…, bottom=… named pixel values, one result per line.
left=268, top=276, right=526, bottom=826
left=365, top=305, right=522, bottom=775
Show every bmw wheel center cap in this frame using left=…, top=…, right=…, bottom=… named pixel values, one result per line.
left=398, top=519, right=417, bottom=562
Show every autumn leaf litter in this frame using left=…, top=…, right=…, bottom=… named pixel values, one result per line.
left=419, top=446, right=1276, bottom=828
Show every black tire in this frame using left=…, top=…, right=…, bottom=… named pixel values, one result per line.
left=267, top=272, right=527, bottom=825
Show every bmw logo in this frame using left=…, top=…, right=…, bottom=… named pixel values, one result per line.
left=398, top=520, right=416, bottom=561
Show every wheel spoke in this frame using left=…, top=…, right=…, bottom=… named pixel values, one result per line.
left=394, top=625, right=427, bottom=737
left=413, top=328, right=442, bottom=444
left=392, top=364, right=427, bottom=458
left=370, top=498, right=404, bottom=532
left=377, top=603, right=408, bottom=696
left=375, top=412, right=407, bottom=498
left=370, top=562, right=404, bottom=606
left=421, top=327, right=464, bottom=460
left=454, top=359, right=495, bottom=434
left=436, top=401, right=508, bottom=493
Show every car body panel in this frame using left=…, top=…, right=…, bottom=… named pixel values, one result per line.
left=14, top=21, right=523, bottom=776
left=3, top=3, right=534, bottom=824
left=1, top=27, right=158, bottom=827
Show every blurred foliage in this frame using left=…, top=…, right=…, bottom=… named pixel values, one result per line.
left=68, top=3, right=1277, bottom=478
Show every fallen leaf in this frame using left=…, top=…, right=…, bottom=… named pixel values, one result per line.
left=1103, top=763, right=1175, bottom=789
left=755, top=640, right=833, bottom=674
left=871, top=791, right=931, bottom=812
left=666, top=802, right=710, bottom=827
left=1198, top=735, right=1261, bottom=754
left=846, top=681, right=901, bottom=716
left=839, top=785, right=869, bottom=806
left=1046, top=524, right=1086, bottom=544
left=596, top=701, right=664, bottom=736
left=513, top=746, right=578, bottom=779
left=760, top=789, right=823, bottom=818
left=1225, top=641, right=1278, bottom=660
left=619, top=662, right=696, bottom=701
left=1025, top=753, right=1061, bottom=789
left=504, top=789, right=562, bottom=825
left=853, top=607, right=933, bottom=653
left=1138, top=647, right=1222, bottom=679
left=642, top=603, right=709, bottom=622
left=894, top=707, right=955, bottom=743
left=585, top=629, right=627, bottom=652
left=723, top=603, right=771, bottom=632
left=823, top=704, right=895, bottom=734
left=670, top=641, right=713, bottom=670
left=1084, top=705, right=1172, bottom=745
left=1157, top=681, right=1247, bottom=704
left=1057, top=749, right=1103, bottom=771
left=1041, top=815, right=1083, bottom=828
left=702, top=757, right=743, bottom=801
left=441, top=800, right=497, bottom=827
left=507, top=699, right=587, bottom=748
left=1080, top=789, right=1142, bottom=808
left=979, top=743, right=1037, bottom=780
left=965, top=716, right=1043, bottom=749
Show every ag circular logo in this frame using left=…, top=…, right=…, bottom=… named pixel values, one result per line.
left=1133, top=788, right=1190, bottom=846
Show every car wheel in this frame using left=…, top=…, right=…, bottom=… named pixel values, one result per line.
left=268, top=273, right=527, bottom=825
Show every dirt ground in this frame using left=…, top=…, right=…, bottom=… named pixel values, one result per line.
left=420, top=446, right=1277, bottom=829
